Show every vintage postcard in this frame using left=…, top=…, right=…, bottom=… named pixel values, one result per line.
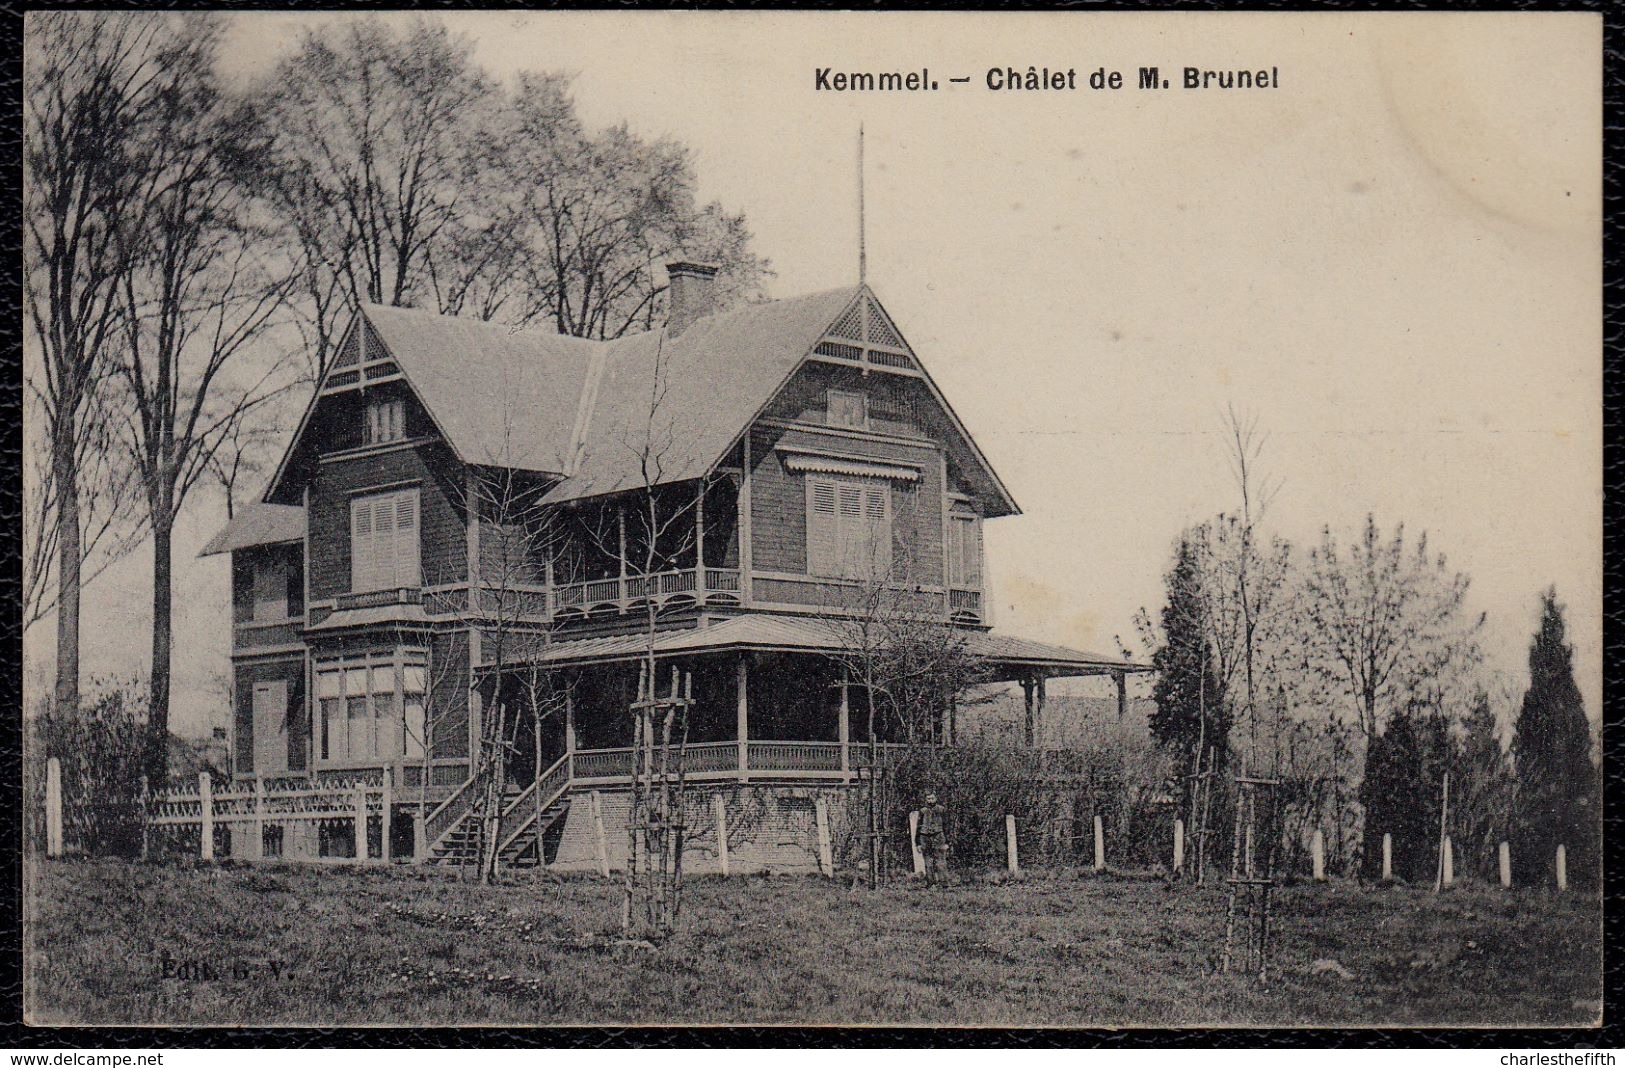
left=19, top=9, right=1603, bottom=1032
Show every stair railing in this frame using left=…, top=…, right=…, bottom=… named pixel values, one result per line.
left=495, top=755, right=572, bottom=857
left=423, top=762, right=493, bottom=851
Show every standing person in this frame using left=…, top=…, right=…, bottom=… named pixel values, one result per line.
left=917, top=791, right=949, bottom=883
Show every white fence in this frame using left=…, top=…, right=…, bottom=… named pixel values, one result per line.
left=41, top=758, right=402, bottom=865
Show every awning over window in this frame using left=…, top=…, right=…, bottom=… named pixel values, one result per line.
left=778, top=448, right=921, bottom=482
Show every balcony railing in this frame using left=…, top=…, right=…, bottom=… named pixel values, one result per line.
left=551, top=567, right=741, bottom=617
left=570, top=740, right=907, bottom=784
left=335, top=586, right=424, bottom=612
left=949, top=587, right=981, bottom=613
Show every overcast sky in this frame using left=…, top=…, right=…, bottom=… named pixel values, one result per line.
left=32, top=11, right=1601, bottom=735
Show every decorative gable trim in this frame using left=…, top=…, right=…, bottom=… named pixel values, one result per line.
left=812, top=292, right=919, bottom=372
left=264, top=307, right=461, bottom=505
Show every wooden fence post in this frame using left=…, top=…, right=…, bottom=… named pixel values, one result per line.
left=908, top=811, right=925, bottom=875
left=1093, top=815, right=1105, bottom=873
left=1312, top=829, right=1326, bottom=882
left=1005, top=814, right=1020, bottom=874
left=713, top=794, right=730, bottom=876
left=1381, top=832, right=1393, bottom=882
left=45, top=757, right=62, bottom=858
left=353, top=783, right=367, bottom=865
left=1499, top=841, right=1511, bottom=888
left=1173, top=818, right=1185, bottom=876
left=590, top=791, right=611, bottom=877
left=1556, top=844, right=1567, bottom=892
left=815, top=798, right=834, bottom=878
left=380, top=769, right=393, bottom=865
left=198, top=773, right=214, bottom=861
left=250, top=777, right=265, bottom=861
left=1441, top=835, right=1454, bottom=888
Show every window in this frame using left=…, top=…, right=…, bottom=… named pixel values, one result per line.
left=251, top=558, right=288, bottom=621
left=949, top=513, right=983, bottom=588
left=402, top=663, right=427, bottom=758
left=366, top=397, right=405, bottom=444
left=807, top=477, right=891, bottom=580
left=351, top=488, right=420, bottom=593
left=317, top=651, right=426, bottom=764
left=826, top=388, right=868, bottom=430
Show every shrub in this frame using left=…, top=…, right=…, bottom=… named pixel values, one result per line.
left=27, top=682, right=151, bottom=857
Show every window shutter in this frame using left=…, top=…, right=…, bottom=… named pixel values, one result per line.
left=969, top=516, right=983, bottom=586
left=373, top=496, right=397, bottom=592
left=862, top=483, right=889, bottom=577
left=393, top=492, right=419, bottom=587
left=837, top=483, right=863, bottom=577
left=351, top=498, right=375, bottom=593
left=807, top=479, right=839, bottom=577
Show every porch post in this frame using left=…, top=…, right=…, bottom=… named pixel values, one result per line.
left=838, top=674, right=851, bottom=780
left=564, top=688, right=576, bottom=777
left=1021, top=677, right=1036, bottom=748
left=1115, top=671, right=1128, bottom=721
left=617, top=507, right=627, bottom=602
left=1036, top=677, right=1047, bottom=749
left=380, top=768, right=393, bottom=864
left=694, top=481, right=706, bottom=595
left=739, top=437, right=753, bottom=606
left=468, top=628, right=484, bottom=767
left=736, top=655, right=749, bottom=780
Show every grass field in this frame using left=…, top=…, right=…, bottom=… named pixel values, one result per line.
left=24, top=858, right=1601, bottom=1028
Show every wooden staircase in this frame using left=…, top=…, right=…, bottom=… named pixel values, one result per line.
left=424, top=755, right=572, bottom=869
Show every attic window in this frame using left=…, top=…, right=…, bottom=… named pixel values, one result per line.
left=366, top=398, right=405, bottom=444
left=827, top=389, right=868, bottom=430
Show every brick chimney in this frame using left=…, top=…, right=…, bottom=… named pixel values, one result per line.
left=665, top=261, right=719, bottom=336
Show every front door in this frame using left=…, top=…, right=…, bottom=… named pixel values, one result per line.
left=253, top=680, right=289, bottom=777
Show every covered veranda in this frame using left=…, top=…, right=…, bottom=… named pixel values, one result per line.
left=482, top=614, right=1154, bottom=788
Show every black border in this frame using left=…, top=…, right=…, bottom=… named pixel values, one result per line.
left=1, top=0, right=1618, bottom=1050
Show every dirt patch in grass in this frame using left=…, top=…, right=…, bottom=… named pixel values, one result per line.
left=22, top=859, right=1601, bottom=1027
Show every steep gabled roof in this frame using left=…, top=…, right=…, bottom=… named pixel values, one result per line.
left=263, top=283, right=1018, bottom=517
left=361, top=303, right=598, bottom=475
left=542, top=287, right=857, bottom=503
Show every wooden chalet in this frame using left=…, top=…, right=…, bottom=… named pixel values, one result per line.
left=202, top=263, right=1148, bottom=871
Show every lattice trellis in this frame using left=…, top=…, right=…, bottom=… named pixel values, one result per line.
left=866, top=303, right=904, bottom=349
left=829, top=299, right=865, bottom=341
left=815, top=296, right=919, bottom=371
left=332, top=327, right=361, bottom=368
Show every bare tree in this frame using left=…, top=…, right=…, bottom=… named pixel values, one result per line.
left=464, top=460, right=572, bottom=884
left=814, top=489, right=987, bottom=887
left=482, top=72, right=771, bottom=338
left=613, top=332, right=708, bottom=934
left=1303, top=514, right=1485, bottom=740
left=110, top=18, right=295, bottom=783
left=23, top=12, right=171, bottom=709
left=1211, top=405, right=1291, bottom=774
left=239, top=16, right=497, bottom=379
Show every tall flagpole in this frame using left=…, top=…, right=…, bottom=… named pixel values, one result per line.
left=858, top=124, right=866, bottom=286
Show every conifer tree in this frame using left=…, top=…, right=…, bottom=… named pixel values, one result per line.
left=1147, top=535, right=1229, bottom=781
left=1359, top=707, right=1437, bottom=882
left=1512, top=588, right=1596, bottom=887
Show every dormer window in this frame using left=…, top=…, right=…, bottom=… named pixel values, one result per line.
left=366, top=397, right=405, bottom=444
left=827, top=388, right=868, bottom=430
